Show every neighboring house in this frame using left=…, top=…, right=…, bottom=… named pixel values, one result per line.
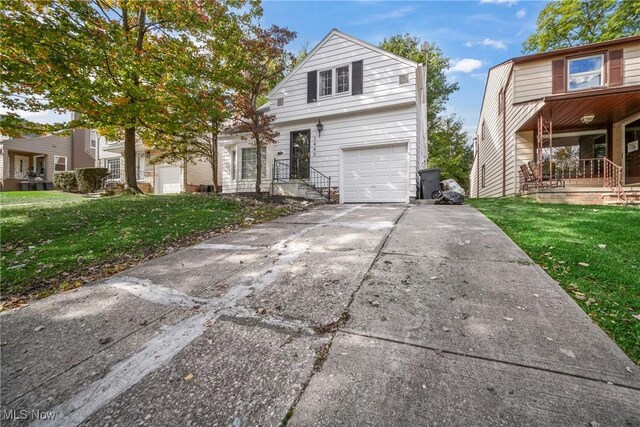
left=95, top=135, right=218, bottom=195
left=219, top=29, right=428, bottom=203
left=0, top=128, right=94, bottom=191
left=471, top=35, right=640, bottom=205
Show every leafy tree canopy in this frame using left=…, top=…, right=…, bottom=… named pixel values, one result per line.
left=523, top=0, right=640, bottom=53
left=380, top=34, right=459, bottom=129
left=427, top=114, right=474, bottom=191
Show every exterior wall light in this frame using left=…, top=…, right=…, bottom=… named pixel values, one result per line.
left=316, top=119, right=324, bottom=137
left=580, top=114, right=595, bottom=124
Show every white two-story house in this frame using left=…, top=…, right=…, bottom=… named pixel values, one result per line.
left=219, top=29, right=427, bottom=203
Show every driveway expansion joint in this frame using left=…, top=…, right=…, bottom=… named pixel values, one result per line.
left=339, top=328, right=640, bottom=392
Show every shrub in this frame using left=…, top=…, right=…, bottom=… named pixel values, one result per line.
left=53, top=171, right=77, bottom=192
left=75, top=167, right=109, bottom=193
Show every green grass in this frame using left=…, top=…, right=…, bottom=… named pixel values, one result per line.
left=467, top=197, right=640, bottom=364
left=0, top=190, right=85, bottom=206
left=1, top=193, right=295, bottom=301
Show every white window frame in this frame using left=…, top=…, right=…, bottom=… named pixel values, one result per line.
left=90, top=130, right=97, bottom=149
left=318, top=65, right=352, bottom=98
left=567, top=54, right=604, bottom=92
left=241, top=147, right=267, bottom=180
left=318, top=69, right=333, bottom=98
left=53, top=155, right=67, bottom=172
left=107, top=158, right=121, bottom=180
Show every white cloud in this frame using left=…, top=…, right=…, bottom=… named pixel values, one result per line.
left=465, top=38, right=507, bottom=50
left=516, top=8, right=526, bottom=18
left=449, top=58, right=483, bottom=73
left=352, top=6, right=415, bottom=25
left=479, top=0, right=518, bottom=6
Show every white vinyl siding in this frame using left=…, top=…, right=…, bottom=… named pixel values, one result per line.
left=269, top=33, right=417, bottom=121
left=513, top=59, right=552, bottom=103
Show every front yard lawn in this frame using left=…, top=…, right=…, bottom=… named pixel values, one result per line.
left=1, top=193, right=305, bottom=305
left=0, top=190, right=85, bottom=206
left=468, top=197, right=639, bottom=365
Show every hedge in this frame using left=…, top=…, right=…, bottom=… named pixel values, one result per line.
left=75, top=167, right=109, bottom=193
left=53, top=171, right=77, bottom=192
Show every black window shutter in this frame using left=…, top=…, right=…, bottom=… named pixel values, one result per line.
left=352, top=60, right=363, bottom=95
left=307, top=71, right=317, bottom=103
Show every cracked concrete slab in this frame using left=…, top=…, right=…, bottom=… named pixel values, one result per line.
left=0, top=283, right=194, bottom=406
left=345, top=252, right=640, bottom=388
left=382, top=205, right=531, bottom=262
left=201, top=222, right=308, bottom=246
left=119, top=247, right=269, bottom=297
left=299, top=224, right=393, bottom=253
left=289, top=332, right=640, bottom=427
left=81, top=319, right=326, bottom=427
left=238, top=250, right=378, bottom=327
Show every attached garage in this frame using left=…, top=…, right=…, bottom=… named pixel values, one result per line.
left=341, top=143, right=409, bottom=203
left=155, top=165, right=182, bottom=195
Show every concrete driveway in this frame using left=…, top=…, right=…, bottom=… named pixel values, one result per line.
left=1, top=204, right=638, bottom=426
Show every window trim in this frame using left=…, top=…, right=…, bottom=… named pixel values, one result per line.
left=107, top=158, right=121, bottom=180
left=240, top=147, right=267, bottom=181
left=53, top=155, right=67, bottom=172
left=567, top=53, right=605, bottom=92
left=318, top=64, right=352, bottom=99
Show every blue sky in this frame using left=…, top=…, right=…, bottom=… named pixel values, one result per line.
left=3, top=0, right=547, bottom=136
left=259, top=0, right=547, bottom=134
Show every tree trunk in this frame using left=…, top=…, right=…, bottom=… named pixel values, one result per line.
left=211, top=129, right=219, bottom=193
left=124, top=127, right=141, bottom=193
left=255, top=137, right=262, bottom=194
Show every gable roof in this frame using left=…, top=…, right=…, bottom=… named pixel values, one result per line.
left=269, top=29, right=419, bottom=97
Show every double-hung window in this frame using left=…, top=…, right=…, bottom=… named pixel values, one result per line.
left=319, top=70, right=332, bottom=97
left=241, top=147, right=267, bottom=180
left=567, top=55, right=604, bottom=91
left=319, top=65, right=351, bottom=98
left=336, top=66, right=350, bottom=94
left=107, top=158, right=121, bottom=180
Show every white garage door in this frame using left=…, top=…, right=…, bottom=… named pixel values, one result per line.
left=342, top=144, right=408, bottom=203
left=155, top=166, right=182, bottom=194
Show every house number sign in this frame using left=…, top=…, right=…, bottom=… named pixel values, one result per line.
left=313, top=136, right=317, bottom=157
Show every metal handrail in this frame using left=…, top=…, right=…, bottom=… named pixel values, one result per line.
left=273, top=158, right=332, bottom=201
left=603, top=157, right=627, bottom=203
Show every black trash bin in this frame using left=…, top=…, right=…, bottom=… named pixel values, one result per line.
left=418, top=169, right=441, bottom=199
left=44, top=181, right=54, bottom=190
left=34, top=181, right=45, bottom=191
left=20, top=181, right=31, bottom=191
left=199, top=184, right=207, bottom=193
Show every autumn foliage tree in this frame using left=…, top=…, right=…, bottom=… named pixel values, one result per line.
left=229, top=25, right=296, bottom=193
left=1, top=0, right=258, bottom=193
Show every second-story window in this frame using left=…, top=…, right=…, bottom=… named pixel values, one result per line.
left=336, top=66, right=350, bottom=93
left=567, top=54, right=603, bottom=91
left=319, top=70, right=332, bottom=97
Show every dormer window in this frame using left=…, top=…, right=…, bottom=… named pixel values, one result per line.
left=567, top=54, right=604, bottom=91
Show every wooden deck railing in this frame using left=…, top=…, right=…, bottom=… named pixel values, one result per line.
left=552, top=158, right=604, bottom=182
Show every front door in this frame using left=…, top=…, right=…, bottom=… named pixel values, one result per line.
left=624, top=118, right=640, bottom=185
left=290, top=130, right=310, bottom=179
left=13, top=155, right=29, bottom=179
left=34, top=156, right=46, bottom=177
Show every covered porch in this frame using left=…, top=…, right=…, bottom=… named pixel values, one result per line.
left=0, top=149, right=65, bottom=191
left=516, top=87, right=640, bottom=203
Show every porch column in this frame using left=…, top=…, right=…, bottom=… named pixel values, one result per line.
left=612, top=122, right=623, bottom=167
